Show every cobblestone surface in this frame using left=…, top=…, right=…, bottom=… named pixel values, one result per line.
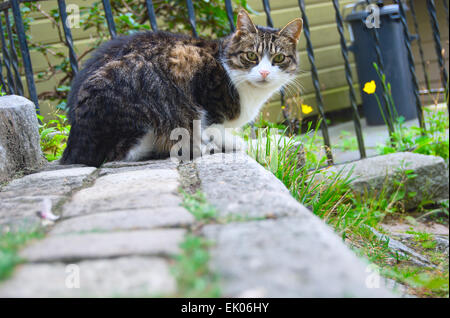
left=0, top=153, right=394, bottom=297
left=0, top=160, right=185, bottom=297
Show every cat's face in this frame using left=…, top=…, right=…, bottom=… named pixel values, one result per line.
left=223, top=10, right=302, bottom=90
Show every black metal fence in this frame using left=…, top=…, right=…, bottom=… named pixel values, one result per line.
left=0, top=0, right=449, bottom=165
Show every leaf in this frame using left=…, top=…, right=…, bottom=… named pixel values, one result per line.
left=56, top=85, right=71, bottom=92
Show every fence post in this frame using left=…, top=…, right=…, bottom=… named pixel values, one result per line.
left=102, top=0, right=117, bottom=38
left=364, top=0, right=395, bottom=137
left=10, top=0, right=40, bottom=112
left=426, top=0, right=449, bottom=109
left=298, top=0, right=333, bottom=164
left=225, top=0, right=235, bottom=32
left=408, top=0, right=431, bottom=93
left=0, top=45, right=7, bottom=93
left=145, top=0, right=158, bottom=31
left=57, top=0, right=79, bottom=75
left=4, top=12, right=23, bottom=95
left=185, top=0, right=198, bottom=38
left=332, top=0, right=366, bottom=159
left=395, top=0, right=425, bottom=130
left=0, top=14, right=16, bottom=94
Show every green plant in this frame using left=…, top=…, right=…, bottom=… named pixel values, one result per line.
left=0, top=228, right=44, bottom=281
left=37, top=112, right=71, bottom=161
left=245, top=119, right=449, bottom=297
left=335, top=130, right=358, bottom=152
left=180, top=190, right=218, bottom=221
left=376, top=108, right=449, bottom=161
left=244, top=121, right=353, bottom=223
left=383, top=266, right=449, bottom=298
left=406, top=230, right=437, bottom=249
left=363, top=63, right=449, bottom=161
left=171, top=235, right=220, bottom=297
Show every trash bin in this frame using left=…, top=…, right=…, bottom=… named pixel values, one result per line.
left=346, top=3, right=418, bottom=126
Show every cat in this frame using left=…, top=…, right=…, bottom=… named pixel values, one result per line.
left=61, top=10, right=302, bottom=167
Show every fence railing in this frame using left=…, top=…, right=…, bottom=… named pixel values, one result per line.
left=0, top=0, right=449, bottom=165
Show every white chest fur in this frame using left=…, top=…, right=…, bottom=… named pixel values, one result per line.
left=224, top=82, right=279, bottom=128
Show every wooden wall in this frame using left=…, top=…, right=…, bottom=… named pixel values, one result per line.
left=2, top=0, right=449, bottom=122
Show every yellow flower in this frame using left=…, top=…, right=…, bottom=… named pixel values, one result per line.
left=281, top=105, right=286, bottom=110
left=301, top=104, right=313, bottom=114
left=363, top=80, right=376, bottom=94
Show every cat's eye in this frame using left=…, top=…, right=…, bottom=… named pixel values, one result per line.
left=273, top=54, right=286, bottom=63
left=246, top=52, right=258, bottom=62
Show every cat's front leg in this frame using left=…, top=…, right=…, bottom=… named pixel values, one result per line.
left=202, top=124, right=247, bottom=153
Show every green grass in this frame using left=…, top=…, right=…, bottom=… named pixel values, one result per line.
left=170, top=235, right=221, bottom=298
left=171, top=190, right=222, bottom=297
left=335, top=130, right=359, bottom=152
left=180, top=190, right=218, bottom=221
left=0, top=228, right=44, bottom=281
left=180, top=189, right=265, bottom=224
left=377, top=108, right=449, bottom=162
left=243, top=121, right=449, bottom=298
left=176, top=186, right=271, bottom=297
left=383, top=266, right=449, bottom=298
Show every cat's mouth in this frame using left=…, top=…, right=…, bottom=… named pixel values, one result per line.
left=249, top=79, right=272, bottom=87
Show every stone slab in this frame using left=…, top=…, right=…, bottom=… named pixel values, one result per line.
left=101, top=158, right=177, bottom=169
left=320, top=152, right=449, bottom=210
left=0, top=167, right=96, bottom=198
left=62, top=169, right=181, bottom=217
left=0, top=167, right=96, bottom=229
left=51, top=207, right=194, bottom=234
left=100, top=158, right=177, bottom=175
left=21, top=229, right=186, bottom=262
left=0, top=195, right=62, bottom=229
left=194, top=152, right=305, bottom=218
left=203, top=217, right=392, bottom=298
left=0, top=95, right=45, bottom=183
left=0, top=256, right=176, bottom=297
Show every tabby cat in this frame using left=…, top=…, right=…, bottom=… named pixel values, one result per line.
left=61, top=10, right=302, bottom=167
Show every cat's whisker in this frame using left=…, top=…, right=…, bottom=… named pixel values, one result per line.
left=288, top=78, right=305, bottom=93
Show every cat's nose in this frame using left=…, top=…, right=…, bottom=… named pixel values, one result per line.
left=259, top=70, right=270, bottom=79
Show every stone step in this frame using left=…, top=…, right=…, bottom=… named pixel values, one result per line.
left=0, top=166, right=96, bottom=230
left=62, top=169, right=181, bottom=218
left=194, top=152, right=393, bottom=297
left=20, top=229, right=186, bottom=263
left=51, top=207, right=194, bottom=235
left=0, top=256, right=175, bottom=297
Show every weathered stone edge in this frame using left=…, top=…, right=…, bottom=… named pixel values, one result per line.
left=193, top=151, right=394, bottom=297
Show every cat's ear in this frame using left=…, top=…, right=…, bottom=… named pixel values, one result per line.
left=278, top=18, right=303, bottom=43
left=236, top=9, right=257, bottom=34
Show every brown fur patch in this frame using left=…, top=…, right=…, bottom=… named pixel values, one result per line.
left=168, top=44, right=203, bottom=80
left=88, top=60, right=123, bottom=85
